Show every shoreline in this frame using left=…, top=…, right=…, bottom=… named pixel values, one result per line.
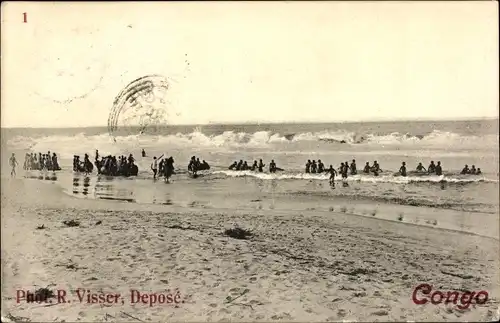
left=10, top=173, right=500, bottom=240
left=2, top=177, right=499, bottom=322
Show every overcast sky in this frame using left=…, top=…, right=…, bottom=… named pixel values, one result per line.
left=1, top=1, right=498, bottom=128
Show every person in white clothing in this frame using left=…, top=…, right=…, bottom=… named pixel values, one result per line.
left=151, top=154, right=164, bottom=180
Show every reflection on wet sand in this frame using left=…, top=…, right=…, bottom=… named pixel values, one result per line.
left=69, top=175, right=190, bottom=206
left=25, top=171, right=58, bottom=181
left=70, top=175, right=135, bottom=202
left=72, top=175, right=91, bottom=196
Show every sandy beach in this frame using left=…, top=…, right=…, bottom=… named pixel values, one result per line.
left=2, top=1, right=499, bottom=321
left=2, top=177, right=499, bottom=322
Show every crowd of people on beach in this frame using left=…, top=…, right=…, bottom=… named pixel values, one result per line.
left=23, top=151, right=61, bottom=171
left=228, top=159, right=282, bottom=173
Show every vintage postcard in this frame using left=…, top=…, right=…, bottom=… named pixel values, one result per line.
left=1, top=1, right=499, bottom=322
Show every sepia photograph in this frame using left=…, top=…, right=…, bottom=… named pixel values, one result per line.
left=1, top=1, right=499, bottom=322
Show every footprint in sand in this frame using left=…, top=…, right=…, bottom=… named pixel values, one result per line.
left=372, top=309, right=389, bottom=316
left=218, top=308, right=232, bottom=315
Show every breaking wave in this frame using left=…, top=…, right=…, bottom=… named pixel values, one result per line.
left=212, top=170, right=499, bottom=184
left=6, top=129, right=499, bottom=156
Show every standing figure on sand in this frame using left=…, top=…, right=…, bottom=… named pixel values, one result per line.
left=9, top=153, right=18, bottom=177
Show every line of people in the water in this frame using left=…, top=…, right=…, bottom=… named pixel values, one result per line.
left=414, top=160, right=443, bottom=176
left=306, top=159, right=360, bottom=176
left=394, top=161, right=478, bottom=177
left=460, top=164, right=482, bottom=175
left=228, top=159, right=282, bottom=173
left=24, top=152, right=61, bottom=171
left=31, top=146, right=484, bottom=182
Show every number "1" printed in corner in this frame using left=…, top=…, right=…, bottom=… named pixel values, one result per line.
left=23, top=12, right=27, bottom=23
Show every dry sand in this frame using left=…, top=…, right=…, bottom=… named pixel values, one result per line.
left=1, top=178, right=499, bottom=322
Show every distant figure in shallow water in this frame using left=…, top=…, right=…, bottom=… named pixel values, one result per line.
left=435, top=161, right=443, bottom=176
left=476, top=168, right=482, bottom=175
left=305, top=160, right=311, bottom=173
left=251, top=161, right=258, bottom=171
left=371, top=161, right=381, bottom=177
left=416, top=162, right=426, bottom=172
left=340, top=163, right=348, bottom=180
left=399, top=162, right=407, bottom=177
left=151, top=155, right=163, bottom=180
left=363, top=162, right=370, bottom=174
left=142, top=149, right=146, bottom=157
left=470, top=165, right=477, bottom=175
left=311, top=160, right=317, bottom=174
left=269, top=160, right=277, bottom=173
left=350, top=159, right=357, bottom=175
left=236, top=160, right=243, bottom=171
left=317, top=160, right=325, bottom=173
left=164, top=157, right=175, bottom=183
left=258, top=159, right=265, bottom=172
left=328, top=165, right=337, bottom=186
left=188, top=156, right=197, bottom=174
left=460, top=164, right=470, bottom=175
left=229, top=161, right=237, bottom=170
left=201, top=160, right=210, bottom=170
left=428, top=161, right=436, bottom=173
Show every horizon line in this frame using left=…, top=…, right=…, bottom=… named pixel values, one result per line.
left=1, top=116, right=498, bottom=130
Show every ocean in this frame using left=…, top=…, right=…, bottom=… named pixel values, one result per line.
left=2, top=119, right=499, bottom=217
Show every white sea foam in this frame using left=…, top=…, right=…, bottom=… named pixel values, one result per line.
left=7, top=129, right=498, bottom=157
left=212, top=170, right=499, bottom=184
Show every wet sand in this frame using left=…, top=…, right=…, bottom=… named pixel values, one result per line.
left=1, top=177, right=499, bottom=322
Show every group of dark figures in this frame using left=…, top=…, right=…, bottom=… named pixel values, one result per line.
left=95, top=151, right=139, bottom=176
left=151, top=154, right=176, bottom=182
left=306, top=159, right=358, bottom=182
left=315, top=159, right=441, bottom=180
left=402, top=161, right=481, bottom=177
left=228, top=159, right=282, bottom=173
left=73, top=154, right=94, bottom=174
left=314, top=159, right=481, bottom=180
left=33, top=145, right=483, bottom=183
left=74, top=150, right=139, bottom=177
left=187, top=156, right=210, bottom=175
left=23, top=152, right=61, bottom=171
left=460, top=164, right=482, bottom=175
